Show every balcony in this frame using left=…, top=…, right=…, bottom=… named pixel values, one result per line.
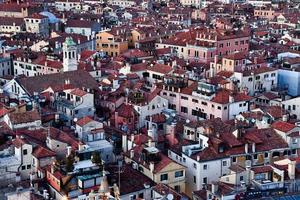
left=56, top=96, right=81, bottom=109
left=252, top=179, right=284, bottom=190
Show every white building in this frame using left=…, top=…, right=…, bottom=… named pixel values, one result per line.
left=63, top=37, right=78, bottom=72
left=24, top=13, right=49, bottom=37
left=234, top=67, right=278, bottom=96
left=168, top=141, right=231, bottom=196
left=282, top=97, right=300, bottom=120
left=132, top=94, right=168, bottom=128
left=55, top=0, right=81, bottom=11
left=55, top=88, right=95, bottom=126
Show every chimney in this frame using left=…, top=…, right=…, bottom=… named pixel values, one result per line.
left=78, top=142, right=84, bottom=151
left=149, top=162, right=154, bottom=173
left=130, top=150, right=134, bottom=159
left=148, top=139, right=152, bottom=147
left=252, top=143, right=256, bottom=153
left=282, top=114, right=288, bottom=122
left=288, top=160, right=296, bottom=180
left=211, top=182, right=218, bottom=194
left=50, top=163, right=55, bottom=174
left=197, top=155, right=200, bottom=161
left=229, top=95, right=234, bottom=103
left=67, top=146, right=72, bottom=157
left=245, top=143, right=249, bottom=154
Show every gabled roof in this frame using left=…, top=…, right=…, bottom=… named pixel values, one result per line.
left=8, top=110, right=41, bottom=125
left=271, top=121, right=296, bottom=133
left=16, top=70, right=99, bottom=96
left=75, top=116, right=94, bottom=127
left=32, top=145, right=56, bottom=159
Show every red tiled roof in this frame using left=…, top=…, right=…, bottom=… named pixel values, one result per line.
left=8, top=110, right=41, bottom=125
left=147, top=64, right=173, bottom=74
left=217, top=71, right=234, bottom=78
left=212, top=90, right=252, bottom=104
left=32, top=146, right=56, bottom=159
left=80, top=50, right=97, bottom=61
left=66, top=19, right=98, bottom=28
left=116, top=103, right=135, bottom=118
left=76, top=116, right=94, bottom=127
left=70, top=88, right=87, bottom=97
left=271, top=121, right=296, bottom=133
left=252, top=165, right=273, bottom=174
left=131, top=63, right=148, bottom=72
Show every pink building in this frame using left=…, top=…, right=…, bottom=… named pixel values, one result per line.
left=156, top=28, right=250, bottom=64
left=216, top=30, right=250, bottom=57
left=160, top=76, right=252, bottom=121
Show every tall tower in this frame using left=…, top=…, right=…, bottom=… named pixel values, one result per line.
left=63, top=37, right=78, bottom=72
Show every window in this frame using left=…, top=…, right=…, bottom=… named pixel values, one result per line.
left=292, top=138, right=298, bottom=144
left=203, top=164, right=208, bottom=170
left=217, top=106, right=221, bottom=110
left=192, top=109, right=198, bottom=116
left=181, top=96, right=188, bottom=100
left=292, top=149, right=297, bottom=154
left=193, top=176, right=196, bottom=183
left=138, top=193, right=144, bottom=199
left=264, top=74, right=269, bottom=78
left=21, top=165, right=26, bottom=170
left=222, top=161, right=227, bottom=166
left=193, top=163, right=197, bottom=169
left=264, top=152, right=269, bottom=158
left=254, top=154, right=258, bottom=159
left=293, top=105, right=296, bottom=110
left=201, top=101, right=207, bottom=106
left=175, top=170, right=184, bottom=178
left=271, top=73, right=276, bottom=77
left=160, top=174, right=168, bottom=181
left=27, top=165, right=31, bottom=169
left=232, top=157, right=236, bottom=162
left=240, top=176, right=244, bottom=181
left=181, top=106, right=188, bottom=113
left=255, top=76, right=260, bottom=80
left=192, top=99, right=199, bottom=103
left=23, top=149, right=28, bottom=155
left=174, top=185, right=180, bottom=192
left=203, top=177, right=207, bottom=184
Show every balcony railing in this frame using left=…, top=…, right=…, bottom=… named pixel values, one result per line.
left=252, top=179, right=284, bottom=190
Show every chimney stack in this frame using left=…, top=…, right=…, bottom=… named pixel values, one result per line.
left=288, top=160, right=296, bottom=180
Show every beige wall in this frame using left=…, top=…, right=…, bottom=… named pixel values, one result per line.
left=96, top=32, right=128, bottom=57
left=125, top=156, right=186, bottom=193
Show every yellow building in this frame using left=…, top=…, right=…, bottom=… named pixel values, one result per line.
left=130, top=29, right=146, bottom=48
left=96, top=31, right=128, bottom=57
left=125, top=146, right=186, bottom=193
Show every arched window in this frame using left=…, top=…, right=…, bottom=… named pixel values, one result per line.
left=68, top=52, right=71, bottom=59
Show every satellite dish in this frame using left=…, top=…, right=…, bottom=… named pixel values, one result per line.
left=166, top=194, right=174, bottom=200
left=74, top=118, right=78, bottom=122
left=186, top=119, right=190, bottom=124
